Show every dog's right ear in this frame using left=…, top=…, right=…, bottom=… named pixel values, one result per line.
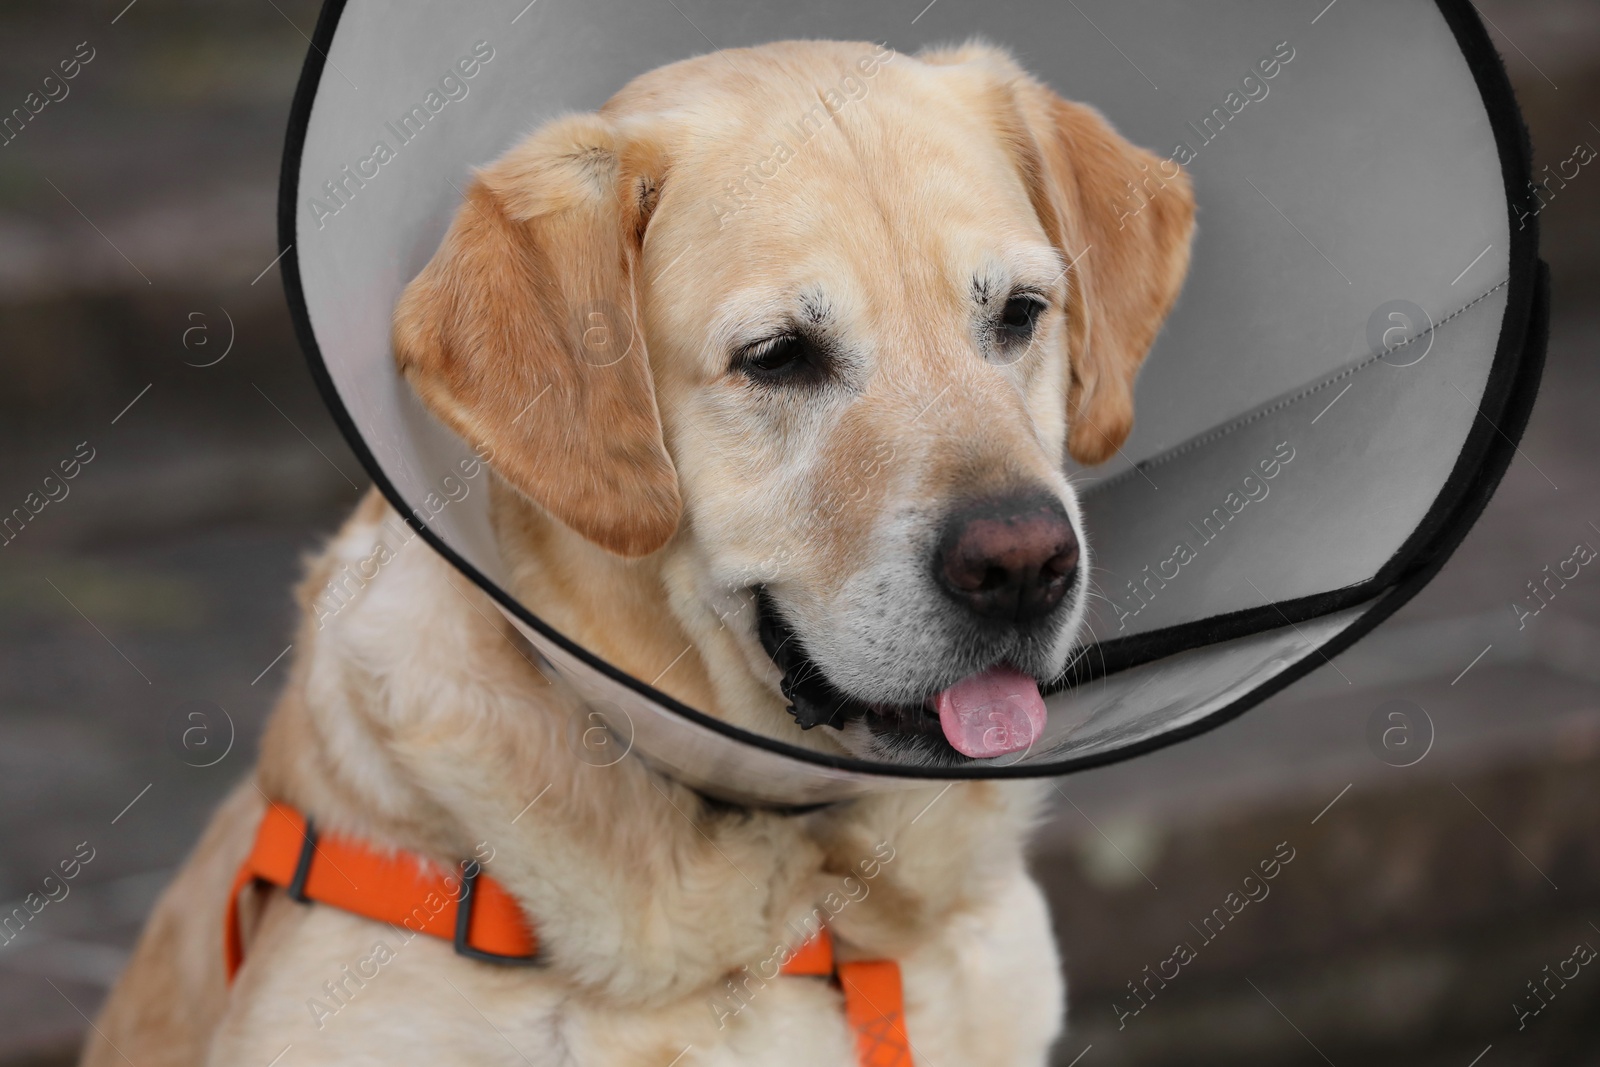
left=922, top=42, right=1196, bottom=467
left=393, top=114, right=680, bottom=558
left=1011, top=88, right=1196, bottom=467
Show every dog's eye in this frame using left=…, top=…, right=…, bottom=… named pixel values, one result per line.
left=997, top=294, right=1048, bottom=346
left=736, top=334, right=819, bottom=382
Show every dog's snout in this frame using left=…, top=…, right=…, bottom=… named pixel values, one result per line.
left=935, top=495, right=1079, bottom=623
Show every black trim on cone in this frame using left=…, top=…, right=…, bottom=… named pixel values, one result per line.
left=1049, top=0, right=1544, bottom=690
left=277, top=0, right=1547, bottom=781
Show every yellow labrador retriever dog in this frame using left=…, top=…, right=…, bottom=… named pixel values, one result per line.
left=87, top=39, right=1191, bottom=1067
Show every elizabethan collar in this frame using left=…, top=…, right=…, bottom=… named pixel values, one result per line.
left=282, top=0, right=1545, bottom=805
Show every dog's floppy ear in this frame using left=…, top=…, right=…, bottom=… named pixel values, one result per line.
left=1007, top=71, right=1196, bottom=465
left=393, top=114, right=679, bottom=557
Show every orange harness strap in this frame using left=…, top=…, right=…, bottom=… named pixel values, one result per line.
left=778, top=930, right=914, bottom=1067
left=226, top=801, right=912, bottom=1067
left=224, top=802, right=538, bottom=977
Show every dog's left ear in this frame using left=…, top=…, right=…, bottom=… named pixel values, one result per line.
left=1016, top=86, right=1196, bottom=464
left=393, top=115, right=679, bottom=557
left=931, top=48, right=1196, bottom=466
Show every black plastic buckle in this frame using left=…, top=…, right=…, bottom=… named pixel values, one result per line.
left=452, top=861, right=542, bottom=967
left=287, top=818, right=318, bottom=903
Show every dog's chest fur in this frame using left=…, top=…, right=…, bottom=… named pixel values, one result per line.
left=215, top=494, right=1062, bottom=1063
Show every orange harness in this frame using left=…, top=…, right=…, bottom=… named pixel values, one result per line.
left=227, top=802, right=912, bottom=1066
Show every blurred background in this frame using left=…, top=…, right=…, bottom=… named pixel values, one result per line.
left=1, top=1, right=1597, bottom=1064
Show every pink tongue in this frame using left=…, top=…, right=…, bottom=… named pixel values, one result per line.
left=933, top=666, right=1047, bottom=758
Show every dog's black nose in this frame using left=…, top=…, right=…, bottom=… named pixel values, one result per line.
left=935, top=494, right=1079, bottom=623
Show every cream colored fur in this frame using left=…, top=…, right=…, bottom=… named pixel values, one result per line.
left=87, top=497, right=1060, bottom=1066
left=84, top=38, right=1194, bottom=1067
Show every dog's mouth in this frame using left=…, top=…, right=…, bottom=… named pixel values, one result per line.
left=754, top=590, right=1047, bottom=760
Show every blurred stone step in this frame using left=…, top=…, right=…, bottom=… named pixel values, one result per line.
left=1037, top=743, right=1600, bottom=1065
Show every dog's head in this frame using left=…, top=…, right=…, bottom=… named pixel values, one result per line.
left=394, top=41, right=1194, bottom=765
